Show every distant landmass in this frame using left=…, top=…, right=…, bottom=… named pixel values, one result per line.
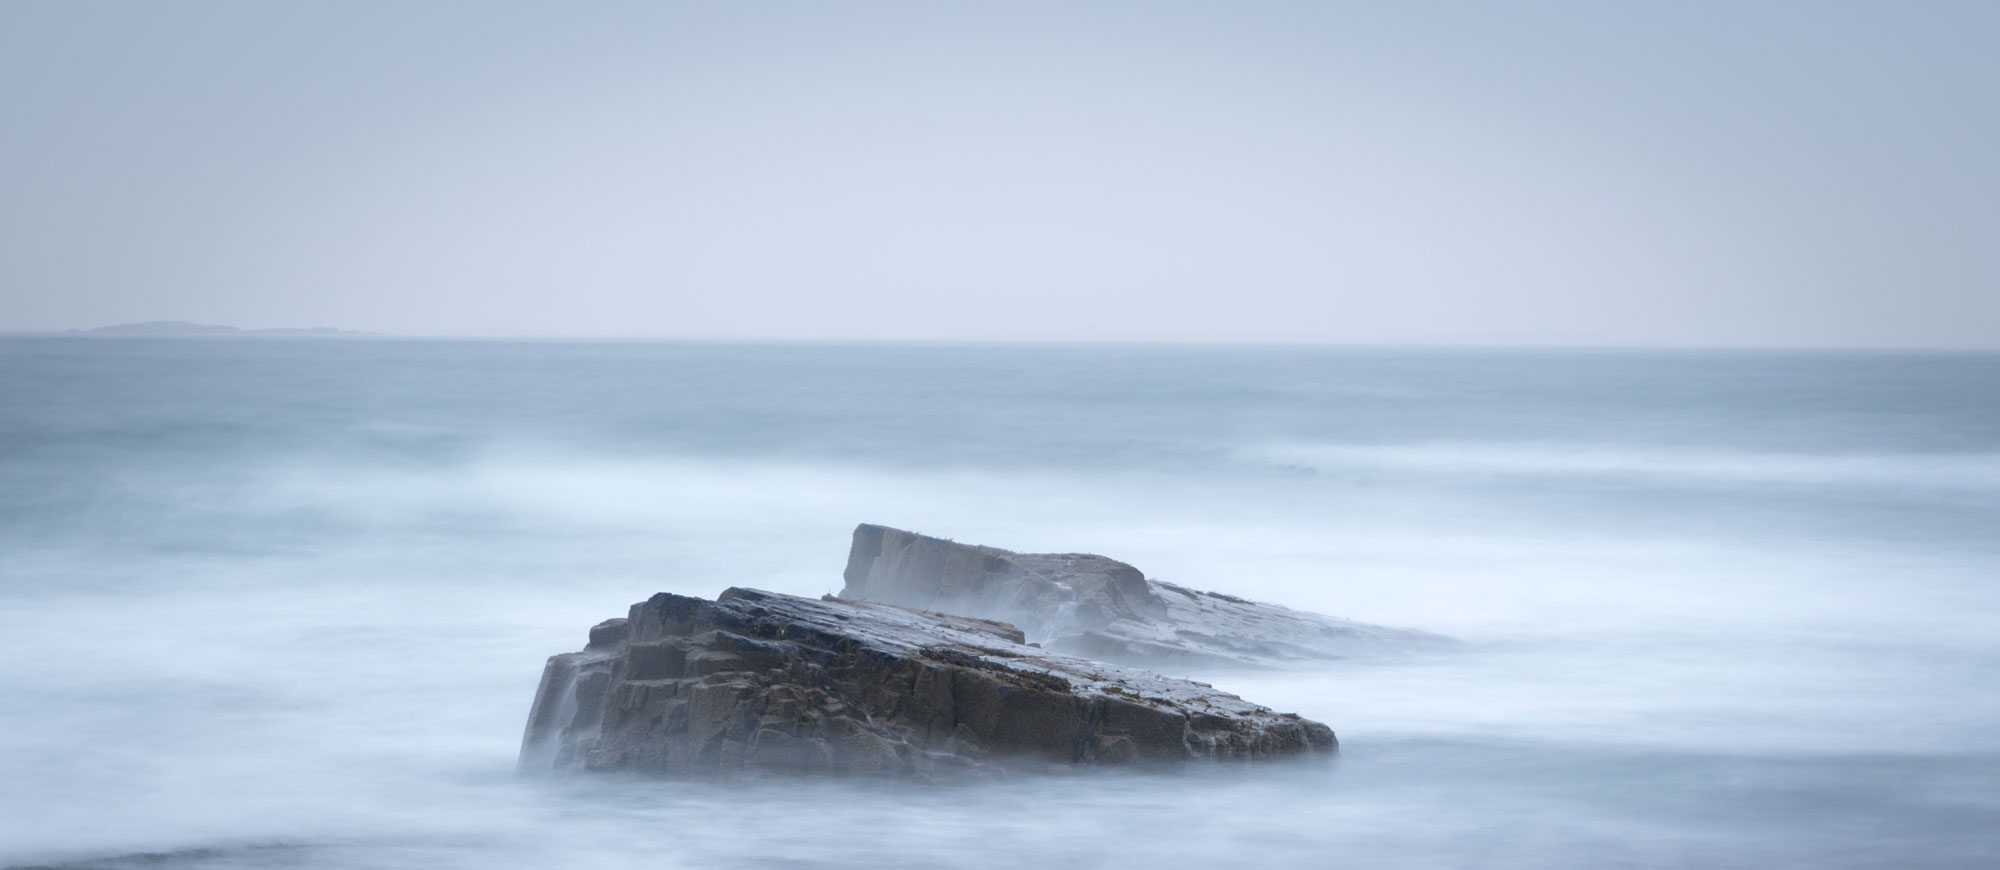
left=83, top=321, right=375, bottom=336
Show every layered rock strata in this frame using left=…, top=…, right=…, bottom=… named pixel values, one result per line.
left=839, top=523, right=1446, bottom=670
left=520, top=587, right=1334, bottom=778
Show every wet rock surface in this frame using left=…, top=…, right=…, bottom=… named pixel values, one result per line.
left=840, top=523, right=1448, bottom=669
left=520, top=587, right=1335, bottom=778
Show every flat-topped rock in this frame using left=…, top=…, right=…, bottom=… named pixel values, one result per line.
left=840, top=523, right=1447, bottom=670
left=520, top=587, right=1334, bottom=779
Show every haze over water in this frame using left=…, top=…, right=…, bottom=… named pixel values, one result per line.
left=2, top=337, right=1997, bottom=868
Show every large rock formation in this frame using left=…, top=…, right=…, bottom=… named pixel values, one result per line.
left=839, top=524, right=1445, bottom=670
left=520, top=587, right=1334, bottom=779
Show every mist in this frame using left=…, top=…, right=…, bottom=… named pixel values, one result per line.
left=2, top=339, right=1996, bottom=868
left=4, top=3, right=1999, bottom=868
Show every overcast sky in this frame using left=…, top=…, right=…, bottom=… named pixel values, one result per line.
left=2, top=1, right=1995, bottom=345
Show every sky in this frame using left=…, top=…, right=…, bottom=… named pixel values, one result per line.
left=1, top=1, right=1995, bottom=346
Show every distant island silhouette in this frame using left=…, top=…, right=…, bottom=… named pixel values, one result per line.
left=83, top=321, right=375, bottom=336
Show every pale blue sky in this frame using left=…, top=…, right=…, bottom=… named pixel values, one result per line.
left=3, top=1, right=1995, bottom=345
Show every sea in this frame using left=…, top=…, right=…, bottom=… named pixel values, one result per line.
left=2, top=337, right=1995, bottom=869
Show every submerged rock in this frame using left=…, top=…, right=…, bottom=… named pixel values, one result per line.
left=839, top=523, right=1447, bottom=670
left=520, top=587, right=1334, bottom=778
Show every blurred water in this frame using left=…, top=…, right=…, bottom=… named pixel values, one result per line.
left=1, top=337, right=1996, bottom=869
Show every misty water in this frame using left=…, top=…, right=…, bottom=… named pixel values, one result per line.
left=2, top=337, right=1996, bottom=869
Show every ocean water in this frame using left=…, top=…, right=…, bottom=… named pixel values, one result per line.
left=1, top=337, right=1996, bottom=869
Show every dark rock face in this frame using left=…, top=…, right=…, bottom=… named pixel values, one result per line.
left=520, top=588, right=1334, bottom=778
left=840, top=524, right=1448, bottom=670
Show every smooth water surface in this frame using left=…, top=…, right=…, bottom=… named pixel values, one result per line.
left=2, top=338, right=1996, bottom=868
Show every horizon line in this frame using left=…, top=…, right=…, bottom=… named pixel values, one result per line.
left=3, top=328, right=1997, bottom=354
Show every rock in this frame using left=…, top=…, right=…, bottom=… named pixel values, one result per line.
left=839, top=523, right=1449, bottom=670
left=519, top=587, right=1334, bottom=779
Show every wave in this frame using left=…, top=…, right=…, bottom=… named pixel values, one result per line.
left=1245, top=441, right=2000, bottom=491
